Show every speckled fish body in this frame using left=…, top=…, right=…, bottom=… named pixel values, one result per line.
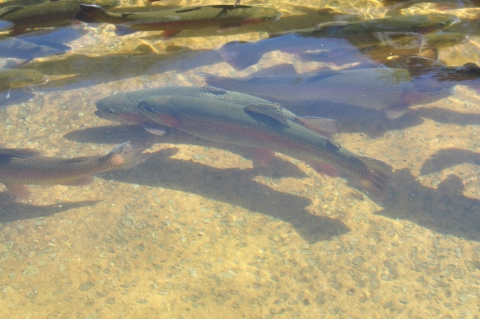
left=0, top=68, right=48, bottom=91
left=203, top=68, right=456, bottom=119
left=136, top=96, right=392, bottom=196
left=0, top=0, right=119, bottom=33
left=0, top=142, right=150, bottom=197
left=96, top=86, right=289, bottom=125
left=218, top=13, right=460, bottom=70
left=75, top=4, right=280, bottom=36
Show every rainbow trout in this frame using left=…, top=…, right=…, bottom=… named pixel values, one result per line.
left=202, top=66, right=456, bottom=119
left=136, top=96, right=392, bottom=196
left=75, top=4, right=281, bottom=37
left=0, top=141, right=150, bottom=198
left=0, top=0, right=119, bottom=34
left=95, top=86, right=336, bottom=138
left=0, top=68, right=48, bottom=92
left=218, top=13, right=460, bottom=70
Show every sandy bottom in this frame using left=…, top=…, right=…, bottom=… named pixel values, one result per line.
left=1, top=0, right=480, bottom=318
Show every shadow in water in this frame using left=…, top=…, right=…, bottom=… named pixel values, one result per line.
left=0, top=91, right=35, bottom=108
left=420, top=148, right=480, bottom=175
left=377, top=169, right=480, bottom=241
left=103, top=149, right=351, bottom=243
left=0, top=193, right=101, bottom=225
left=284, top=100, right=480, bottom=138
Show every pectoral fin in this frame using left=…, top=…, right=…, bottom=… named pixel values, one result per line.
left=6, top=184, right=30, bottom=199
left=296, top=117, right=336, bottom=139
left=384, top=105, right=408, bottom=119
left=141, top=123, right=167, bottom=136
left=245, top=103, right=290, bottom=126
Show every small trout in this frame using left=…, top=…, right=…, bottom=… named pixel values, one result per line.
left=0, top=68, right=48, bottom=92
left=75, top=4, right=280, bottom=37
left=0, top=0, right=119, bottom=34
left=136, top=96, right=392, bottom=196
left=0, top=141, right=150, bottom=198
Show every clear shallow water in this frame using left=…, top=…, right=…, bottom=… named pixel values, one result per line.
left=1, top=0, right=480, bottom=318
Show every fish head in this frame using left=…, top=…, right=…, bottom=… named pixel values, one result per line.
left=95, top=95, right=148, bottom=124
left=136, top=96, right=180, bottom=128
left=413, top=14, right=461, bottom=34
left=8, top=70, right=49, bottom=88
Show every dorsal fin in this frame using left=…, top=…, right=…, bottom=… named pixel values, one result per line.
left=0, top=148, right=42, bottom=158
left=0, top=5, right=24, bottom=18
left=245, top=103, right=290, bottom=126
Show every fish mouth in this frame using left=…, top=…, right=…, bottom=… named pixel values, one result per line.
left=94, top=110, right=119, bottom=121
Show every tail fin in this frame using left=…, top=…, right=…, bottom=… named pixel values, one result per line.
left=106, top=141, right=152, bottom=169
left=217, top=41, right=263, bottom=71
left=358, top=156, right=393, bottom=197
left=75, top=4, right=108, bottom=23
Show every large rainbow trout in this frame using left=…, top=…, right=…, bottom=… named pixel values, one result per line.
left=136, top=96, right=392, bottom=196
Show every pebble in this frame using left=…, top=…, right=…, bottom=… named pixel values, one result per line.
left=21, top=267, right=39, bottom=278
left=189, top=268, right=198, bottom=278
left=352, top=256, right=365, bottom=266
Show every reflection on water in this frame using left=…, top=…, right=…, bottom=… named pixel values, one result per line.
left=0, top=0, right=480, bottom=317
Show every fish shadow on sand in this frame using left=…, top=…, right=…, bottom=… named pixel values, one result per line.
left=64, top=124, right=308, bottom=179
left=284, top=102, right=424, bottom=138
left=375, top=168, right=480, bottom=241
left=420, top=148, right=480, bottom=175
left=414, top=107, right=480, bottom=126
left=103, top=148, right=351, bottom=243
left=0, top=193, right=101, bottom=225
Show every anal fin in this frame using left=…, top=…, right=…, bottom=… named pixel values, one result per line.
left=306, top=161, right=339, bottom=177
left=252, top=148, right=276, bottom=167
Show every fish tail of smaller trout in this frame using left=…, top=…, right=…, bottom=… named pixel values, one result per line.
left=357, top=156, right=393, bottom=197
left=75, top=4, right=109, bottom=23
left=103, top=141, right=152, bottom=170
